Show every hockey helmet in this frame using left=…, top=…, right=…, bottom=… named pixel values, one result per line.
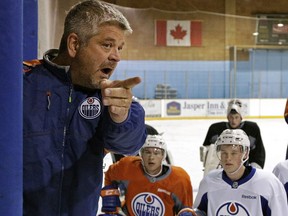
left=227, top=99, right=243, bottom=118
left=216, top=129, right=250, bottom=174
left=215, top=129, right=250, bottom=148
left=215, top=129, right=250, bottom=151
left=140, top=135, right=167, bottom=158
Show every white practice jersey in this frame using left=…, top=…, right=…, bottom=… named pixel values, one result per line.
left=194, top=166, right=288, bottom=216
left=273, top=160, right=288, bottom=200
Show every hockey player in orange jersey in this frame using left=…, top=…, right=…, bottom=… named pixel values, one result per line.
left=99, top=134, right=193, bottom=216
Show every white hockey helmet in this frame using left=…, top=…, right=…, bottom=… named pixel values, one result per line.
left=140, top=135, right=167, bottom=158
left=227, top=99, right=243, bottom=118
left=215, top=129, right=250, bottom=161
left=215, top=129, right=250, bottom=151
left=216, top=129, right=250, bottom=174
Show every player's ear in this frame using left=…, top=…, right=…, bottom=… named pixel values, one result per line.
left=67, top=33, right=80, bottom=57
left=162, top=150, right=166, bottom=161
left=244, top=148, right=249, bottom=160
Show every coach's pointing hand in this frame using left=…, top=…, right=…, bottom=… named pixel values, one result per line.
left=100, top=77, right=141, bottom=123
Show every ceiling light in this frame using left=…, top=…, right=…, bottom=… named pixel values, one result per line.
left=277, top=22, right=284, bottom=27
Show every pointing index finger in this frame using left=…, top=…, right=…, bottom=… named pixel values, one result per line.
left=103, top=77, right=141, bottom=89
left=114, top=77, right=141, bottom=89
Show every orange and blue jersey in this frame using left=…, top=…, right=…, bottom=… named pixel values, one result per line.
left=105, top=156, right=193, bottom=216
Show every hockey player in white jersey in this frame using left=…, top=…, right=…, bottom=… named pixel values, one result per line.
left=284, top=98, right=288, bottom=159
left=200, top=99, right=266, bottom=176
left=273, top=160, right=288, bottom=202
left=178, top=129, right=288, bottom=216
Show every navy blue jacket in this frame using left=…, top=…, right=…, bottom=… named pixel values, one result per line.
left=23, top=50, right=146, bottom=216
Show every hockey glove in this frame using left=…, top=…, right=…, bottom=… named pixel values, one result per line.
left=100, top=184, right=121, bottom=214
left=177, top=208, right=206, bottom=216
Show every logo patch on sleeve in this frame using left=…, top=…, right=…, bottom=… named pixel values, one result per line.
left=78, top=97, right=101, bottom=119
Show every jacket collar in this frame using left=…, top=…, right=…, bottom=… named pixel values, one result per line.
left=43, top=49, right=71, bottom=83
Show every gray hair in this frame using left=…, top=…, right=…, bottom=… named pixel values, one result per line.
left=59, top=0, right=132, bottom=51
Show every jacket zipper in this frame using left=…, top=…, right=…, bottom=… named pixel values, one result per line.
left=58, top=85, right=73, bottom=215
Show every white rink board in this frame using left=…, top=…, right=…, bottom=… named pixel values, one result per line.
left=140, top=98, right=286, bottom=118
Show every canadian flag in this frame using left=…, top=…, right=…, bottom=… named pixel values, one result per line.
left=155, top=20, right=202, bottom=46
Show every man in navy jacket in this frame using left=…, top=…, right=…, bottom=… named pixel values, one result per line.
left=23, top=1, right=146, bottom=215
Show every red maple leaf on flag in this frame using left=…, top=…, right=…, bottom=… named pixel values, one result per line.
left=170, top=24, right=187, bottom=42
